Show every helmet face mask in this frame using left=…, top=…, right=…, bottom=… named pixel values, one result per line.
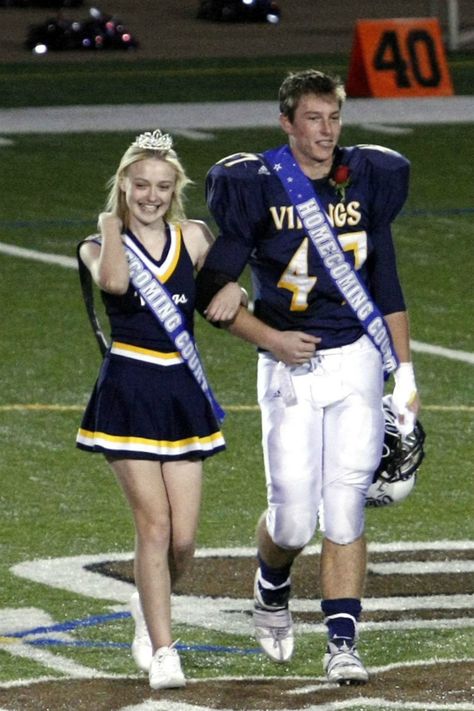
left=366, top=396, right=426, bottom=507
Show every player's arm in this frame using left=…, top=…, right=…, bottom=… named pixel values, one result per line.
left=226, top=306, right=320, bottom=366
left=385, top=310, right=412, bottom=364
left=194, top=237, right=312, bottom=346
left=181, top=220, right=242, bottom=322
left=186, top=219, right=247, bottom=324
left=204, top=283, right=249, bottom=323
left=80, top=213, right=129, bottom=294
left=361, top=148, right=419, bottom=433
left=369, top=232, right=420, bottom=435
left=196, top=153, right=266, bottom=322
left=385, top=310, right=420, bottom=435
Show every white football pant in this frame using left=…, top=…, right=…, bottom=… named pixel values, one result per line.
left=257, top=335, right=384, bottom=548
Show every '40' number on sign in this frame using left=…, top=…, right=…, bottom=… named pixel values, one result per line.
left=373, top=28, right=443, bottom=89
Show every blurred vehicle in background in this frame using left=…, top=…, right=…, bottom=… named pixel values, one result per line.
left=197, top=0, right=281, bottom=24
left=25, top=6, right=138, bottom=54
left=0, top=1, right=83, bottom=6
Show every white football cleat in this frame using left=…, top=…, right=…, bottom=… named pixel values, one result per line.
left=130, top=591, right=153, bottom=673
left=324, top=638, right=369, bottom=685
left=253, top=572, right=294, bottom=663
left=149, top=645, right=186, bottom=690
left=253, top=605, right=294, bottom=662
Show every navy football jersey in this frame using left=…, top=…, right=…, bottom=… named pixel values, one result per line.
left=205, top=145, right=409, bottom=349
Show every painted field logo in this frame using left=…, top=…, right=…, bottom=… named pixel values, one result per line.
left=1, top=542, right=473, bottom=710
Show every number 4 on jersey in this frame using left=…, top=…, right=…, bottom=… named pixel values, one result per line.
left=278, top=232, right=367, bottom=311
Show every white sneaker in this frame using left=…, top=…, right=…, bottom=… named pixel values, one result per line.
left=253, top=573, right=294, bottom=663
left=149, top=645, right=186, bottom=690
left=323, top=639, right=369, bottom=685
left=130, top=591, right=153, bottom=673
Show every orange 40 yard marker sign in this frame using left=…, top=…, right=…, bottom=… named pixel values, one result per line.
left=346, top=17, right=454, bottom=97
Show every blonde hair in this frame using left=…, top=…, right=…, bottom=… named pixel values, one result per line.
left=104, top=136, right=192, bottom=226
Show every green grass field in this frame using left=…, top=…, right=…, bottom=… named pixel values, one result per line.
left=0, top=53, right=473, bottom=710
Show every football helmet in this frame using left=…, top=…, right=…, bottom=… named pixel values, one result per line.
left=366, top=395, right=426, bottom=507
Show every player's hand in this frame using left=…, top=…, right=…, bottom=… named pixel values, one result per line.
left=392, top=362, right=420, bottom=437
left=205, top=282, right=244, bottom=323
left=270, top=331, right=320, bottom=366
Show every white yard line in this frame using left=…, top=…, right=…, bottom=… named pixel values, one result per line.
left=411, top=339, right=474, bottom=364
left=0, top=241, right=76, bottom=268
left=0, top=97, right=473, bottom=134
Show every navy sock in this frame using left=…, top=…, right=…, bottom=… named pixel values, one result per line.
left=321, top=598, right=362, bottom=642
left=257, top=555, right=291, bottom=607
left=258, top=555, right=292, bottom=587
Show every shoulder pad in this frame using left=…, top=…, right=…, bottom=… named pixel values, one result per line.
left=209, top=152, right=269, bottom=179
left=353, top=144, right=410, bottom=171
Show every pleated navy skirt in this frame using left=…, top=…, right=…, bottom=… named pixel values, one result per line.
left=76, top=342, right=226, bottom=461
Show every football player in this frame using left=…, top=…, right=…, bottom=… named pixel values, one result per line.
left=196, top=69, right=420, bottom=684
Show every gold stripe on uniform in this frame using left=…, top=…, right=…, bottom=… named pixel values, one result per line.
left=77, top=427, right=224, bottom=455
left=110, top=341, right=183, bottom=365
left=159, top=222, right=182, bottom=283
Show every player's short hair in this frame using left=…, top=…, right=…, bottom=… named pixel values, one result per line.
left=104, top=136, right=192, bottom=226
left=279, top=69, right=346, bottom=122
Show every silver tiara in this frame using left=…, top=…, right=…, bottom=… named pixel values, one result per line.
left=132, top=129, right=173, bottom=152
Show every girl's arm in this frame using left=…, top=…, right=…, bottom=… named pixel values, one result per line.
left=79, top=213, right=129, bottom=294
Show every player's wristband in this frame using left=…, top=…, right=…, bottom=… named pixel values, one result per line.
left=392, top=362, right=418, bottom=436
left=394, top=362, right=417, bottom=407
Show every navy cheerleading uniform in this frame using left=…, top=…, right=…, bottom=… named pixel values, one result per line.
left=76, top=223, right=225, bottom=461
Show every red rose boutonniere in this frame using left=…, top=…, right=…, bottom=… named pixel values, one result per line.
left=329, top=164, right=351, bottom=203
